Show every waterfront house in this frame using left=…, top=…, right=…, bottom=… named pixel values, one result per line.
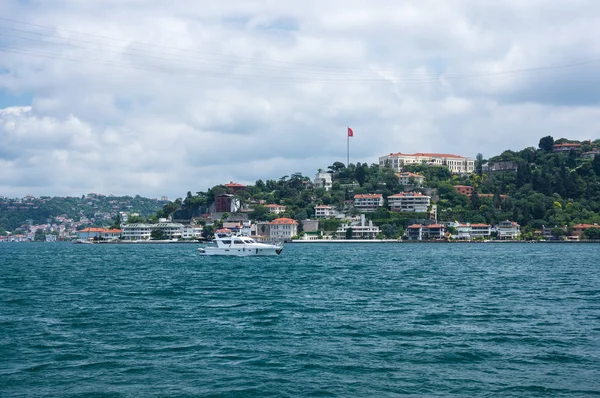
left=497, top=220, right=520, bottom=240
left=571, top=224, right=599, bottom=238
left=407, top=224, right=447, bottom=240
left=269, top=218, right=298, bottom=240
left=335, top=215, right=380, bottom=240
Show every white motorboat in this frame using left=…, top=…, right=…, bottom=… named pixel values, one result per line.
left=198, top=231, right=283, bottom=256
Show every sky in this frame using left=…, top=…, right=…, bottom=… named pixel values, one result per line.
left=1, top=0, right=600, bottom=199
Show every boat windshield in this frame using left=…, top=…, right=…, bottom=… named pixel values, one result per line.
left=242, top=239, right=254, bottom=244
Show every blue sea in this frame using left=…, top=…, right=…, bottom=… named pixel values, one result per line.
left=1, top=242, right=600, bottom=397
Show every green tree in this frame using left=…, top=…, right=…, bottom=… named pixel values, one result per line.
left=345, top=227, right=353, bottom=240
left=583, top=227, right=600, bottom=240
left=475, top=153, right=484, bottom=176
left=150, top=229, right=167, bottom=240
left=539, top=136, right=554, bottom=152
left=34, top=228, right=45, bottom=242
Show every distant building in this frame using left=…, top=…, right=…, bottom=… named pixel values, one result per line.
left=265, top=204, right=287, bottom=214
left=387, top=192, right=430, bottom=213
left=215, top=194, right=240, bottom=213
left=335, top=215, right=380, bottom=239
left=225, top=181, right=247, bottom=194
left=396, top=172, right=424, bottom=187
left=354, top=194, right=384, bottom=212
left=313, top=171, right=333, bottom=191
left=301, top=219, right=319, bottom=233
left=121, top=223, right=184, bottom=240
left=455, top=223, right=492, bottom=240
left=571, top=224, right=599, bottom=238
left=315, top=205, right=337, bottom=218
left=406, top=224, right=447, bottom=240
left=553, top=143, right=582, bottom=152
left=454, top=185, right=474, bottom=196
left=482, top=161, right=519, bottom=173
left=380, top=152, right=474, bottom=174
left=270, top=218, right=298, bottom=240
left=497, top=220, right=520, bottom=240
left=582, top=150, right=600, bottom=159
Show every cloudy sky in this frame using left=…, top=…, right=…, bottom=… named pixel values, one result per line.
left=1, top=0, right=600, bottom=199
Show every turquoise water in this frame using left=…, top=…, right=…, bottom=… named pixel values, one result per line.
left=1, top=242, right=600, bottom=397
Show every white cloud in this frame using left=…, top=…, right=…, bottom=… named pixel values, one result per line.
left=1, top=0, right=600, bottom=198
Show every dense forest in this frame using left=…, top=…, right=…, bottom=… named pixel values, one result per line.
left=159, top=136, right=600, bottom=239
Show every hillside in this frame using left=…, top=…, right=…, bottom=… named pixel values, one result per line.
left=161, top=136, right=600, bottom=239
left=0, top=194, right=168, bottom=234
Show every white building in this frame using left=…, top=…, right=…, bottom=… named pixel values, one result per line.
left=335, top=215, right=380, bottom=239
left=313, top=171, right=333, bottom=191
left=497, top=220, right=520, bottom=240
left=396, top=172, right=425, bottom=187
left=265, top=204, right=287, bottom=214
left=380, top=152, right=474, bottom=174
left=315, top=205, right=338, bottom=218
left=269, top=218, right=298, bottom=240
left=354, top=194, right=384, bottom=212
left=181, top=226, right=203, bottom=239
left=121, top=223, right=184, bottom=240
left=387, top=192, right=430, bottom=213
left=456, top=223, right=492, bottom=240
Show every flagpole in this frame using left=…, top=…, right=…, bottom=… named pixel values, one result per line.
left=347, top=128, right=349, bottom=167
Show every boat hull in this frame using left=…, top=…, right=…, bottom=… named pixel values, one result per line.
left=198, top=246, right=283, bottom=256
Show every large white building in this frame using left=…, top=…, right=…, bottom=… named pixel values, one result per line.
left=313, top=171, right=333, bottom=191
left=387, top=192, right=431, bottom=213
left=380, top=152, right=474, bottom=174
left=335, top=215, right=380, bottom=239
left=354, top=194, right=384, bottom=212
left=269, top=217, right=298, bottom=240
left=121, top=222, right=185, bottom=240
left=456, top=223, right=492, bottom=240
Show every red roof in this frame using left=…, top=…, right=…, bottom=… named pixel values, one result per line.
left=81, top=228, right=107, bottom=233
left=396, top=172, right=423, bottom=178
left=315, top=205, right=333, bottom=208
left=215, top=228, right=232, bottom=233
left=407, top=224, right=422, bottom=229
left=427, top=224, right=445, bottom=228
left=554, top=143, right=581, bottom=147
left=354, top=194, right=382, bottom=199
left=388, top=192, right=428, bottom=198
left=270, top=218, right=298, bottom=225
left=265, top=204, right=285, bottom=208
left=470, top=223, right=490, bottom=227
left=388, top=152, right=466, bottom=159
left=225, top=181, right=246, bottom=188
left=573, top=224, right=598, bottom=229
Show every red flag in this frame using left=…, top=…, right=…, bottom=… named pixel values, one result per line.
left=348, top=127, right=354, bottom=137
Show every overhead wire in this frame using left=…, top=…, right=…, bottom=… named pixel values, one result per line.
left=0, top=16, right=599, bottom=84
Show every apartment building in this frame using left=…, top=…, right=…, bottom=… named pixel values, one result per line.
left=354, top=194, right=384, bottom=212
left=387, top=192, right=430, bottom=213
